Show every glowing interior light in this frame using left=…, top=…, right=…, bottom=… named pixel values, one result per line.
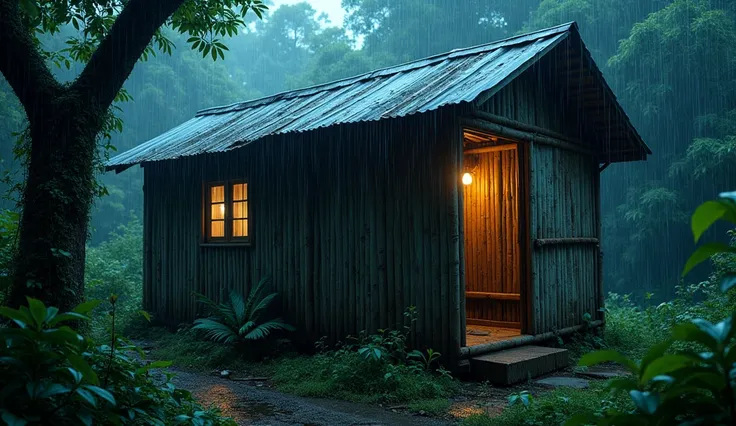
left=220, top=204, right=225, bottom=215
left=462, top=172, right=473, bottom=186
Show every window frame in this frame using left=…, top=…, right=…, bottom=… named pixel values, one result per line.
left=202, top=180, right=251, bottom=246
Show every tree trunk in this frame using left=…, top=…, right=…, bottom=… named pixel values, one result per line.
left=8, top=97, right=103, bottom=313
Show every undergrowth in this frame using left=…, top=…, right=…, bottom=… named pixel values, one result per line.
left=461, top=383, right=632, bottom=426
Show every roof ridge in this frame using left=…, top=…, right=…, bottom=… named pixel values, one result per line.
left=196, top=22, right=577, bottom=117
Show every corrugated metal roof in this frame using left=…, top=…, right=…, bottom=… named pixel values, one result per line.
left=107, top=22, right=644, bottom=171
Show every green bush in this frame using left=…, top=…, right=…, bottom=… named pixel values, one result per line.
left=567, top=191, right=736, bottom=425
left=85, top=215, right=144, bottom=337
left=0, top=297, right=234, bottom=426
left=192, top=276, right=294, bottom=352
left=0, top=208, right=18, bottom=302
left=461, top=385, right=632, bottom=426
left=271, top=307, right=458, bottom=404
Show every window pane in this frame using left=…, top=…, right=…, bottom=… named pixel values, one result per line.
left=211, top=185, right=225, bottom=203
left=233, top=219, right=248, bottom=237
left=233, top=183, right=247, bottom=201
left=211, top=220, right=224, bottom=238
left=211, top=203, right=225, bottom=220
left=232, top=201, right=247, bottom=219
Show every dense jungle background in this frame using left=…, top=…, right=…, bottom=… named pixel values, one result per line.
left=3, top=0, right=735, bottom=302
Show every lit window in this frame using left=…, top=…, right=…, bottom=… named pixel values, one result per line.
left=205, top=181, right=250, bottom=243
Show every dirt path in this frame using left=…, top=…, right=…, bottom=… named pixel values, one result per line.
left=171, top=370, right=456, bottom=426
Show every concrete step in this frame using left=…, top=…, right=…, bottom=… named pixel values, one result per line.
left=470, top=345, right=569, bottom=385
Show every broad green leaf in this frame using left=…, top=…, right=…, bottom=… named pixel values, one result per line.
left=148, top=360, right=172, bottom=369
left=682, top=243, right=734, bottom=277
left=66, top=368, right=83, bottom=384
left=18, top=0, right=39, bottom=19
left=47, top=312, right=90, bottom=327
left=83, top=385, right=116, bottom=406
left=138, top=310, right=151, bottom=322
left=641, top=339, right=673, bottom=372
left=721, top=275, right=736, bottom=293
left=0, top=307, right=32, bottom=325
left=563, top=413, right=597, bottom=426
left=578, top=349, right=639, bottom=374
left=68, top=354, right=99, bottom=386
left=44, top=307, right=59, bottom=324
left=672, top=322, right=718, bottom=349
left=630, top=390, right=659, bottom=415
left=691, top=200, right=729, bottom=243
left=640, top=355, right=693, bottom=384
left=76, top=388, right=96, bottom=407
left=37, top=383, right=70, bottom=399
left=0, top=410, right=27, bottom=426
left=73, top=299, right=102, bottom=315
left=26, top=298, right=47, bottom=328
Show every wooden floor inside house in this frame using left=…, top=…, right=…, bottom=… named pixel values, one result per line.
left=465, top=325, right=522, bottom=346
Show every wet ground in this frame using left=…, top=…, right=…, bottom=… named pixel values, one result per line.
left=171, top=371, right=455, bottom=426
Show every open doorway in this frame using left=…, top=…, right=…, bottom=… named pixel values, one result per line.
left=462, top=129, right=524, bottom=346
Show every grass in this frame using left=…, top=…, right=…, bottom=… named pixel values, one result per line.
left=461, top=383, right=633, bottom=426
left=130, top=326, right=257, bottom=373
left=130, top=325, right=458, bottom=408
left=407, top=398, right=453, bottom=415
left=270, top=351, right=459, bottom=404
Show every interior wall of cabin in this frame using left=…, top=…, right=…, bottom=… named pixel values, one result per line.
left=462, top=140, right=522, bottom=332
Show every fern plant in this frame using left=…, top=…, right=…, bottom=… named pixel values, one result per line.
left=192, top=276, right=294, bottom=346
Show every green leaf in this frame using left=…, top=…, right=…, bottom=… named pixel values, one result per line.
left=630, top=390, right=659, bottom=415
left=76, top=388, right=96, bottom=407
left=578, top=349, right=639, bottom=374
left=640, top=339, right=672, bottom=372
left=82, top=386, right=116, bottom=406
left=640, top=355, right=693, bottom=384
left=138, top=310, right=151, bottom=322
left=721, top=275, right=736, bottom=293
left=19, top=0, right=39, bottom=19
left=26, top=298, right=47, bottom=328
left=691, top=200, right=729, bottom=243
left=672, top=322, right=718, bottom=349
left=148, top=360, right=172, bottom=369
left=37, top=383, right=70, bottom=399
left=73, top=299, right=102, bottom=315
left=68, top=353, right=99, bottom=386
left=682, top=242, right=734, bottom=277
left=1, top=410, right=27, bottom=426
left=0, top=306, right=32, bottom=325
left=48, top=312, right=90, bottom=327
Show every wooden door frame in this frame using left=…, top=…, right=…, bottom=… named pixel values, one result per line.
left=460, top=126, right=531, bottom=336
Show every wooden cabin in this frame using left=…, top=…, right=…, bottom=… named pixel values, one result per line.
left=107, top=22, right=650, bottom=371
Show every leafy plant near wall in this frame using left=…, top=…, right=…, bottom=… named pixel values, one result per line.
left=192, top=276, right=295, bottom=349
left=0, top=297, right=234, bottom=426
left=271, top=306, right=457, bottom=404
left=568, top=191, right=736, bottom=425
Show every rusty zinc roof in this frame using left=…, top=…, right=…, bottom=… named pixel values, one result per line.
left=107, top=22, right=646, bottom=171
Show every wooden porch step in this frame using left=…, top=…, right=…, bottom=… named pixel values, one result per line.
left=470, top=346, right=569, bottom=385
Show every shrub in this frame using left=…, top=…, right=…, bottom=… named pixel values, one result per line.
left=0, top=209, right=18, bottom=303
left=85, top=215, right=144, bottom=337
left=192, top=276, right=294, bottom=352
left=0, top=297, right=234, bottom=426
left=271, top=307, right=458, bottom=404
left=568, top=191, right=736, bottom=425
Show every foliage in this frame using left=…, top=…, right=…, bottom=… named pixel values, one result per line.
left=462, top=383, right=633, bottom=426
left=192, top=276, right=295, bottom=347
left=566, top=191, right=736, bottom=425
left=0, top=209, right=18, bottom=302
left=271, top=307, right=457, bottom=404
left=84, top=215, right=143, bottom=338
left=0, top=297, right=234, bottom=426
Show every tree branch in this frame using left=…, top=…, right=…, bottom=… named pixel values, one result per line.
left=73, top=0, right=186, bottom=112
left=0, top=0, right=62, bottom=115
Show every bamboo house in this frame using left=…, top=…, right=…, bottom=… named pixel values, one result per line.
left=107, top=22, right=650, bottom=370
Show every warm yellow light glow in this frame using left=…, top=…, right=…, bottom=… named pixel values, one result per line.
left=220, top=204, right=225, bottom=215
left=462, top=172, right=473, bottom=185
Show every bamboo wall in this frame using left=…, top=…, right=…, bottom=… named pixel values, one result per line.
left=528, top=146, right=599, bottom=334
left=462, top=147, right=521, bottom=326
left=142, top=110, right=465, bottom=362
left=477, top=53, right=602, bottom=335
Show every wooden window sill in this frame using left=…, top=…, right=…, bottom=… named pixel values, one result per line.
left=200, top=242, right=251, bottom=248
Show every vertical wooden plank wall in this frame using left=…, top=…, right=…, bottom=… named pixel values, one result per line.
left=142, top=110, right=464, bottom=362
left=477, top=55, right=601, bottom=335
left=462, top=148, right=521, bottom=325
left=529, top=148, right=598, bottom=333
